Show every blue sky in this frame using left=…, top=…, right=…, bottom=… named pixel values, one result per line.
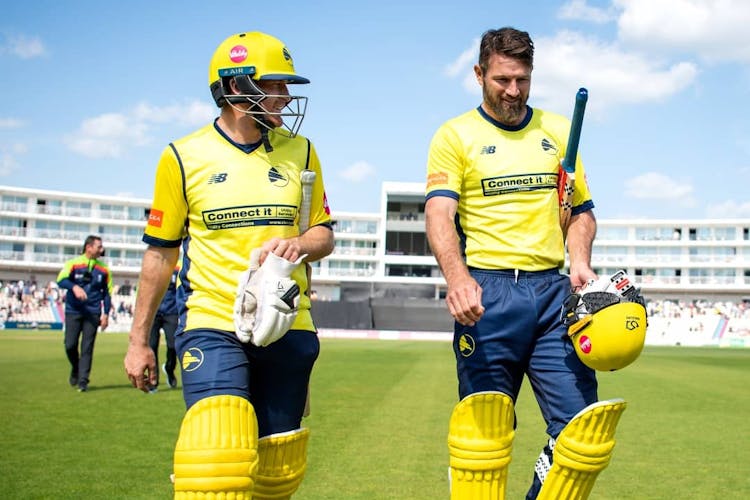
left=2, top=0, right=749, bottom=220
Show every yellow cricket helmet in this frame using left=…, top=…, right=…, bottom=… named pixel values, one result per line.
left=567, top=300, right=647, bottom=371
left=209, top=31, right=309, bottom=105
left=562, top=271, right=648, bottom=372
left=208, top=32, right=309, bottom=139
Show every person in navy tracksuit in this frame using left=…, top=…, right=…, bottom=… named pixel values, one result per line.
left=57, top=235, right=112, bottom=392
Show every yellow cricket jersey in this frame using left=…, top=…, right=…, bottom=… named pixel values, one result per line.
left=144, top=120, right=332, bottom=332
left=426, top=106, right=594, bottom=271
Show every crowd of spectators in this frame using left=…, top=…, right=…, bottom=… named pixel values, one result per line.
left=0, top=277, right=137, bottom=325
left=0, top=279, right=61, bottom=323
left=646, top=298, right=750, bottom=320
left=2, top=276, right=749, bottom=337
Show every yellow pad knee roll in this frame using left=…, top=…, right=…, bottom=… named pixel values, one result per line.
left=253, top=428, right=310, bottom=499
left=537, top=398, right=626, bottom=500
left=448, top=391, right=515, bottom=500
left=173, top=395, right=259, bottom=500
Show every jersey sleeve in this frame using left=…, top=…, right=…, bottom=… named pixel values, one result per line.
left=143, top=144, right=187, bottom=247
left=56, top=259, right=74, bottom=284
left=571, top=156, right=594, bottom=213
left=426, top=124, right=463, bottom=201
left=102, top=270, right=113, bottom=314
left=305, top=141, right=332, bottom=228
left=105, top=264, right=114, bottom=295
left=551, top=114, right=594, bottom=215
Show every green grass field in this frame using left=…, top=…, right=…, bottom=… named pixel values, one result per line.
left=1, top=330, right=749, bottom=499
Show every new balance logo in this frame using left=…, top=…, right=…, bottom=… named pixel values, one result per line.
left=480, top=145, right=496, bottom=155
left=208, top=173, right=228, bottom=184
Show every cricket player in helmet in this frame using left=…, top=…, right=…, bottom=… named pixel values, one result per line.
left=124, top=31, right=334, bottom=499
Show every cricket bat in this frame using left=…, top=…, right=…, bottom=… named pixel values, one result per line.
left=559, top=88, right=588, bottom=238
left=299, top=169, right=316, bottom=417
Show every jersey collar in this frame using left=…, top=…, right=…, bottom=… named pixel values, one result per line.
left=213, top=119, right=263, bottom=154
left=476, top=105, right=533, bottom=132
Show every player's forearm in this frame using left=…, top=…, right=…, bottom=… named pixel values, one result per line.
left=129, top=246, right=179, bottom=346
left=426, top=207, right=470, bottom=286
left=299, top=225, right=334, bottom=262
left=57, top=278, right=75, bottom=290
left=567, top=210, right=597, bottom=270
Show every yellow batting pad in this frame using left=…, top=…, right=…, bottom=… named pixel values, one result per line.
left=537, top=398, right=626, bottom=500
left=173, top=395, right=259, bottom=500
left=448, top=392, right=515, bottom=500
left=253, top=427, right=310, bottom=499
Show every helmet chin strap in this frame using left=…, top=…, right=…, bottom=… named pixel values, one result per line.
left=258, top=119, right=274, bottom=153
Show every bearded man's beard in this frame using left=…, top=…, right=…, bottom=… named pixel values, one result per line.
left=484, top=87, right=527, bottom=125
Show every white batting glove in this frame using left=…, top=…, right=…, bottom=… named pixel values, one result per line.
left=233, top=249, right=261, bottom=343
left=233, top=250, right=306, bottom=347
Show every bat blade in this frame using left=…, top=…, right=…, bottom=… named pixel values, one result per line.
left=559, top=88, right=588, bottom=236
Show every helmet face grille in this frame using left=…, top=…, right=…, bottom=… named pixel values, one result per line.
left=581, top=292, right=621, bottom=315
left=561, top=289, right=644, bottom=327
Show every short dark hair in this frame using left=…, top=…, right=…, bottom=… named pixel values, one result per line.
left=478, top=27, right=534, bottom=72
left=83, top=235, right=101, bottom=253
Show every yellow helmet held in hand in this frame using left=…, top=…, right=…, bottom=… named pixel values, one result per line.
left=567, top=300, right=647, bottom=371
left=562, top=271, right=648, bottom=371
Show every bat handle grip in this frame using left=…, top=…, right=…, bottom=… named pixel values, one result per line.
left=562, top=88, right=588, bottom=173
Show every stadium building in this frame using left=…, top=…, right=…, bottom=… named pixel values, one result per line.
left=1, top=184, right=749, bottom=345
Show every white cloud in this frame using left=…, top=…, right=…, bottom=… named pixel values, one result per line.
left=0, top=152, right=18, bottom=176
left=624, top=172, right=695, bottom=205
left=615, top=0, right=750, bottom=63
left=339, top=161, right=376, bottom=182
left=0, top=118, right=25, bottom=128
left=132, top=100, right=215, bottom=127
left=533, top=31, right=697, bottom=114
left=445, top=31, right=698, bottom=114
left=0, top=143, right=27, bottom=177
left=705, top=199, right=750, bottom=218
left=65, top=113, right=149, bottom=159
left=1, top=34, right=47, bottom=59
left=444, top=38, right=479, bottom=77
left=558, top=0, right=618, bottom=23
left=65, top=100, right=216, bottom=159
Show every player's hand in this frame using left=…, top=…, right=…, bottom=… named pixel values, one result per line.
left=124, top=343, right=158, bottom=393
left=259, top=237, right=303, bottom=265
left=100, top=314, right=109, bottom=331
left=569, top=263, right=597, bottom=290
left=445, top=276, right=484, bottom=326
left=73, top=285, right=87, bottom=301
